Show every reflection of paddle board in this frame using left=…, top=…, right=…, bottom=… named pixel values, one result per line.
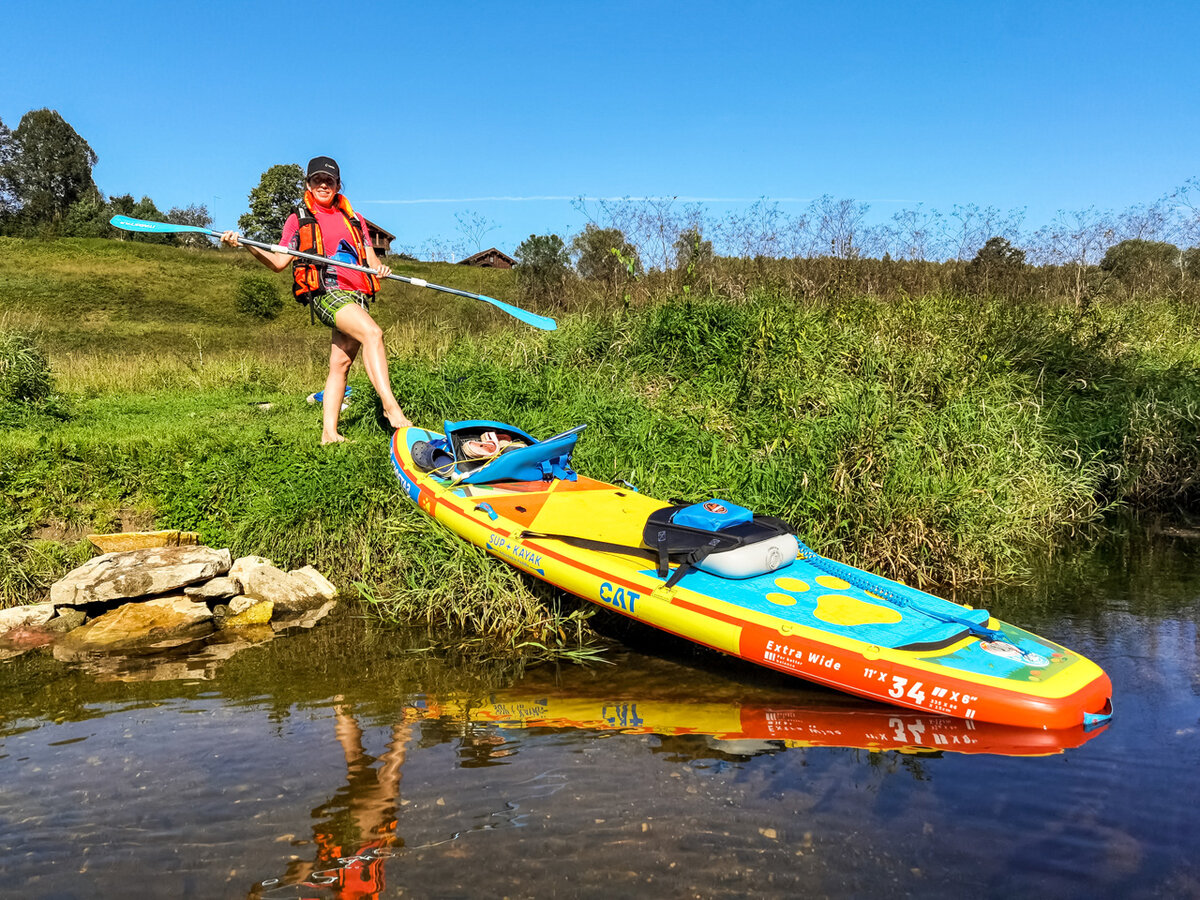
left=390, top=422, right=1113, bottom=731
left=412, top=688, right=1107, bottom=757
left=306, top=386, right=352, bottom=409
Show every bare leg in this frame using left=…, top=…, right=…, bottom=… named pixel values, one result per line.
left=321, top=331, right=358, bottom=443
left=331, top=302, right=411, bottom=430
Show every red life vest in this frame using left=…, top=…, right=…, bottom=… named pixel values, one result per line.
left=292, top=191, right=380, bottom=304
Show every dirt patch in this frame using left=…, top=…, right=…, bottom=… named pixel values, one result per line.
left=31, top=506, right=157, bottom=545
left=31, top=520, right=89, bottom=544
left=120, top=508, right=158, bottom=532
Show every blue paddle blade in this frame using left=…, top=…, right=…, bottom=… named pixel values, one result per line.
left=109, top=214, right=214, bottom=235
left=477, top=294, right=558, bottom=331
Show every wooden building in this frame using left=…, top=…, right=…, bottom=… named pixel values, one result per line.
left=458, top=247, right=516, bottom=269
left=362, top=218, right=395, bottom=256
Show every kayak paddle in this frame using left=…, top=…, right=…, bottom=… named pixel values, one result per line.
left=109, top=214, right=558, bottom=331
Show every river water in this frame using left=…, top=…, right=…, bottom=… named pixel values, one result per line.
left=1, top=527, right=1197, bottom=899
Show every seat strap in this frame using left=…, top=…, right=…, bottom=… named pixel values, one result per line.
left=653, top=527, right=670, bottom=577
left=664, top=537, right=723, bottom=588
left=519, top=531, right=658, bottom=563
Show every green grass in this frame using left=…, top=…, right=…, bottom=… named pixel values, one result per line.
left=0, top=236, right=528, bottom=394
left=3, top=237, right=1199, bottom=649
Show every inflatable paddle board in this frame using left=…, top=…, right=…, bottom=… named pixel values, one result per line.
left=390, top=421, right=1113, bottom=730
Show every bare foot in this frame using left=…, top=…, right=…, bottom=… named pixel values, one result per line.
left=321, top=431, right=348, bottom=445
left=386, top=409, right=413, bottom=429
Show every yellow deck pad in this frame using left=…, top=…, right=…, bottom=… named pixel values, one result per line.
left=815, top=575, right=851, bottom=590
left=529, top=487, right=666, bottom=546
left=773, top=576, right=811, bottom=592
left=814, top=593, right=904, bottom=627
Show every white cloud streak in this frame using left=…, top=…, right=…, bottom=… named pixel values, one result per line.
left=359, top=195, right=819, bottom=205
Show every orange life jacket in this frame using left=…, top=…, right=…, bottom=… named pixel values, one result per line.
left=292, top=191, right=380, bottom=304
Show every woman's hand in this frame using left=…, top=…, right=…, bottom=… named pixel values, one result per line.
left=219, top=230, right=241, bottom=248
left=376, top=263, right=392, bottom=279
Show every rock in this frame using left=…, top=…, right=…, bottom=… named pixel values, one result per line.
left=53, top=595, right=214, bottom=656
left=0, top=602, right=55, bottom=633
left=50, top=546, right=232, bottom=607
left=272, top=599, right=338, bottom=632
left=227, top=595, right=257, bottom=615
left=229, top=556, right=338, bottom=614
left=183, top=576, right=242, bottom=601
left=44, top=607, right=87, bottom=633
left=289, top=566, right=338, bottom=602
left=223, top=600, right=273, bottom=627
left=87, top=530, right=200, bottom=553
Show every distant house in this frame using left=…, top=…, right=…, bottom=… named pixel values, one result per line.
left=458, top=247, right=516, bottom=269
left=363, top=218, right=395, bottom=257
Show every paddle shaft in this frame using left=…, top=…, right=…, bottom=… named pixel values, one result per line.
left=237, top=235, right=478, bottom=301
left=237, top=235, right=556, bottom=330
left=106, top=214, right=557, bottom=330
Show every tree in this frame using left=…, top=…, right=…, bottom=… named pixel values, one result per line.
left=1100, top=239, right=1182, bottom=297
left=959, top=236, right=1027, bottom=297
left=61, top=188, right=112, bottom=238
left=571, top=224, right=641, bottom=286
left=238, top=164, right=303, bottom=241
left=1, top=109, right=98, bottom=227
left=109, top=195, right=173, bottom=243
left=514, top=233, right=571, bottom=305
left=0, top=116, right=14, bottom=220
left=166, top=203, right=214, bottom=249
left=971, top=236, right=1026, bottom=269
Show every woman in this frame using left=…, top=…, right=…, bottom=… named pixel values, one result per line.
left=222, top=156, right=412, bottom=443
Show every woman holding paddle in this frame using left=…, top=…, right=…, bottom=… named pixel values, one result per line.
left=221, top=156, right=412, bottom=443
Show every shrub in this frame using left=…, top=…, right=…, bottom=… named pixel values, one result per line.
left=0, top=329, right=53, bottom=404
left=571, top=224, right=641, bottom=285
left=957, top=236, right=1027, bottom=297
left=514, top=233, right=571, bottom=305
left=235, top=273, right=284, bottom=319
left=1100, top=239, right=1183, bottom=298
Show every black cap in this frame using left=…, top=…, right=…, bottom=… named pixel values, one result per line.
left=306, top=156, right=340, bottom=182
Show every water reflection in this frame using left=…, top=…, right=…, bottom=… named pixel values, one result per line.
left=410, top=682, right=1105, bottom=760
left=253, top=704, right=411, bottom=899
left=233, top=685, right=1104, bottom=899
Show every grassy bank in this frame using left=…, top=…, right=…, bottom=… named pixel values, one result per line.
left=0, top=236, right=522, bottom=394
left=3, top=238, right=1198, bottom=647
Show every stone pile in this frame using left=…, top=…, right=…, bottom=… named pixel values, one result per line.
left=0, top=541, right=339, bottom=662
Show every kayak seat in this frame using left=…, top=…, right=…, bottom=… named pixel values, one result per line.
left=444, top=419, right=585, bottom=484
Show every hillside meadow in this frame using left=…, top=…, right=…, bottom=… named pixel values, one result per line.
left=2, top=237, right=1198, bottom=648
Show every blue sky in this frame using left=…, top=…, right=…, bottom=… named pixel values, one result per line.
left=3, top=0, right=1197, bottom=257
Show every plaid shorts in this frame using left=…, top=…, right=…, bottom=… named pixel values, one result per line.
left=310, top=289, right=370, bottom=328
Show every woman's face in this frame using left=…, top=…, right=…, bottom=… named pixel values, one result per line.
left=308, top=174, right=339, bottom=206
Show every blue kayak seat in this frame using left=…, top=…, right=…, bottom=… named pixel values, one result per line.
left=444, top=420, right=585, bottom=484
